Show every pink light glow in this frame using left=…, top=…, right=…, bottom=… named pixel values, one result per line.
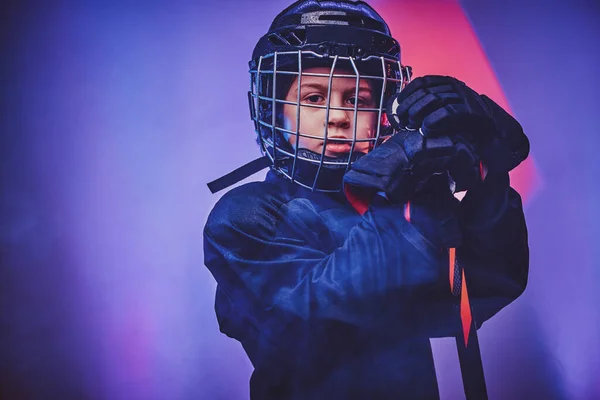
left=372, top=0, right=542, bottom=202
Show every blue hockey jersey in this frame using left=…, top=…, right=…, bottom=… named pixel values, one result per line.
left=203, top=170, right=528, bottom=399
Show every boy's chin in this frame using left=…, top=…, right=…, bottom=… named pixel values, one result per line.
left=324, top=150, right=369, bottom=158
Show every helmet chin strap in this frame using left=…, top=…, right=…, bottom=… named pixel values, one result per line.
left=207, top=155, right=271, bottom=194
left=206, top=148, right=367, bottom=194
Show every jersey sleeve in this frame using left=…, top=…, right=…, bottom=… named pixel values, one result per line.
left=457, top=171, right=529, bottom=326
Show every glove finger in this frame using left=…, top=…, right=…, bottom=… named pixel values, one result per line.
left=349, top=134, right=409, bottom=176
left=397, top=75, right=462, bottom=100
left=421, top=104, right=492, bottom=138
left=404, top=134, right=456, bottom=174
left=421, top=136, right=457, bottom=173
left=387, top=85, right=454, bottom=130
left=345, top=138, right=412, bottom=195
left=407, top=92, right=463, bottom=130
left=343, top=169, right=388, bottom=192
left=403, top=133, right=455, bottom=162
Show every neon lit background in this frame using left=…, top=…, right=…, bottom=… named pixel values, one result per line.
left=1, top=0, right=598, bottom=398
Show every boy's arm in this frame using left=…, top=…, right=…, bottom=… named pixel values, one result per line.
left=457, top=172, right=529, bottom=326
left=203, top=184, right=450, bottom=371
left=203, top=184, right=444, bottom=331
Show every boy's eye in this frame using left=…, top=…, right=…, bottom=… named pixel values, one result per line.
left=348, top=97, right=370, bottom=106
left=304, top=94, right=324, bottom=103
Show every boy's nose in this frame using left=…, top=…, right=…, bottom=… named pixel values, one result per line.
left=326, top=107, right=351, bottom=129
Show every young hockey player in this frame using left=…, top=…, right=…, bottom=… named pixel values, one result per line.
left=204, top=1, right=530, bottom=398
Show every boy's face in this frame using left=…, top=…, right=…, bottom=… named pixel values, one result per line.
left=281, top=67, right=379, bottom=158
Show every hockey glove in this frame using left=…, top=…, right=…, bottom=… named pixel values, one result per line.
left=386, top=75, right=530, bottom=174
left=343, top=131, right=460, bottom=203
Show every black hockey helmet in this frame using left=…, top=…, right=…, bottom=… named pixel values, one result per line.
left=208, top=0, right=412, bottom=194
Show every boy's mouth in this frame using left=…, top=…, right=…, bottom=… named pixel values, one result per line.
left=325, top=137, right=353, bottom=153
left=325, top=142, right=353, bottom=154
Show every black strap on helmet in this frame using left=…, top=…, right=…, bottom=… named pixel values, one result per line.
left=207, top=155, right=271, bottom=194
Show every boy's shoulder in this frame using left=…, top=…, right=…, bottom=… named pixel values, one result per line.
left=205, top=178, right=289, bottom=234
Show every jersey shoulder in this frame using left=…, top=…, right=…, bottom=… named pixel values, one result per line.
left=204, top=179, right=288, bottom=239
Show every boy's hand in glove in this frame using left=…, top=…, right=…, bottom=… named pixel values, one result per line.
left=343, top=131, right=478, bottom=203
left=386, top=75, right=530, bottom=174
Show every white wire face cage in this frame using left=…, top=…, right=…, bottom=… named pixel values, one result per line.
left=249, top=50, right=412, bottom=193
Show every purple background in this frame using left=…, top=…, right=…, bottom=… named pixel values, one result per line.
left=1, top=0, right=598, bottom=399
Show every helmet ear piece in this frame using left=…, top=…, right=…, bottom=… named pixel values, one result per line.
left=252, top=71, right=296, bottom=153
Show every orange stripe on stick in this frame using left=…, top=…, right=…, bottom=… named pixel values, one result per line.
left=449, top=247, right=456, bottom=292
left=461, top=269, right=473, bottom=347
